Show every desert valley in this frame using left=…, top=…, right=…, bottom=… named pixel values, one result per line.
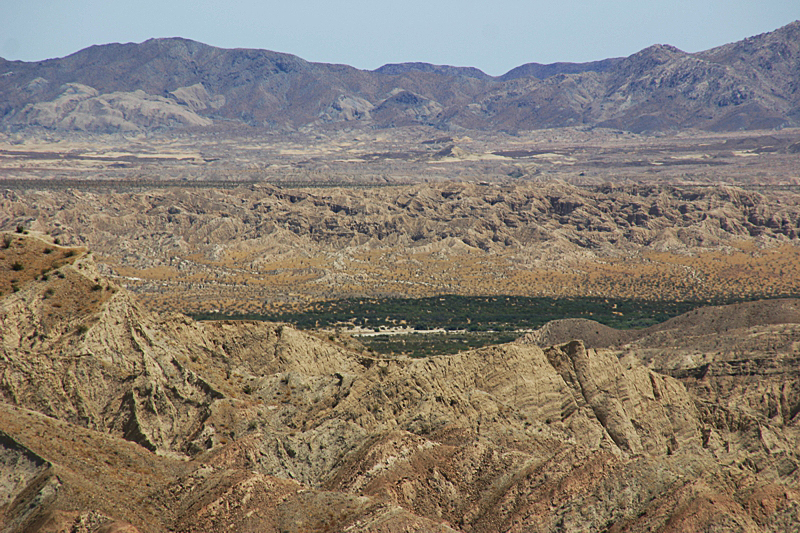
left=1, top=20, right=800, bottom=533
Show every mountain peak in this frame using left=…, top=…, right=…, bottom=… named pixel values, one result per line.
left=499, top=58, right=624, bottom=81
left=632, top=43, right=686, bottom=61
left=374, top=62, right=491, bottom=80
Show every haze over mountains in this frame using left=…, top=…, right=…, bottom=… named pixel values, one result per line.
left=1, top=21, right=799, bottom=134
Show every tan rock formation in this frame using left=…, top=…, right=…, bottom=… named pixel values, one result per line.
left=4, top=181, right=800, bottom=313
left=2, top=235, right=800, bottom=532
left=11, top=83, right=212, bottom=133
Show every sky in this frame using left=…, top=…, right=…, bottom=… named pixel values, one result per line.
left=2, top=1, right=798, bottom=76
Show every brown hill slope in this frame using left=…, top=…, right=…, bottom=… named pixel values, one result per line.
left=522, top=298, right=800, bottom=350
left=4, top=235, right=800, bottom=532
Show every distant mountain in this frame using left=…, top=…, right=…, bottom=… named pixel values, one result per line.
left=373, top=62, right=492, bottom=80
left=1, top=21, right=798, bottom=133
left=498, top=58, right=624, bottom=81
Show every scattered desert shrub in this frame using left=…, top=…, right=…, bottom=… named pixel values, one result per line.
left=11, top=262, right=23, bottom=271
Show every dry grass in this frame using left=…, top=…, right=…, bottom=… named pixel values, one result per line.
left=0, top=233, right=119, bottom=332
left=121, top=239, right=800, bottom=316
left=0, top=231, right=87, bottom=295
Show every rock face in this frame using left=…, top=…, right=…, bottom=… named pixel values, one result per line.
left=9, top=83, right=212, bottom=132
left=0, top=251, right=221, bottom=454
left=2, top=234, right=800, bottom=532
left=521, top=298, right=800, bottom=522
left=1, top=21, right=799, bottom=132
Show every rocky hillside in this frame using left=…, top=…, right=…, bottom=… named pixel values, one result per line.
left=521, top=298, right=800, bottom=520
left=2, top=234, right=800, bottom=532
left=1, top=21, right=798, bottom=133
left=12, top=181, right=800, bottom=258
left=5, top=181, right=800, bottom=312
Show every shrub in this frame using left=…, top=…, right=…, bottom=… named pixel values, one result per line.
left=91, top=284, right=102, bottom=291
left=15, top=225, right=23, bottom=234
left=2, top=235, right=11, bottom=249
left=75, top=324, right=88, bottom=335
left=43, top=248, right=52, bottom=254
left=11, top=262, right=23, bottom=271
left=64, top=250, right=75, bottom=258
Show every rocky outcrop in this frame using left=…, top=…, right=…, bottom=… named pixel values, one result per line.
left=520, top=318, right=633, bottom=348
left=522, top=298, right=800, bottom=512
left=0, top=254, right=221, bottom=454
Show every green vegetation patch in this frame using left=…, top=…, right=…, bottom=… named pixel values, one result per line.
left=191, top=295, right=748, bottom=357
left=191, top=295, right=703, bottom=331
left=359, top=331, right=521, bottom=358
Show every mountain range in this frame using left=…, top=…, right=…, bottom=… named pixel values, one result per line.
left=1, top=21, right=799, bottom=134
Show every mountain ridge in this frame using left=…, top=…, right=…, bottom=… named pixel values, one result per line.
left=1, top=21, right=799, bottom=133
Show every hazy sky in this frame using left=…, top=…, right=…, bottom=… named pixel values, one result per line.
left=2, top=1, right=798, bottom=76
